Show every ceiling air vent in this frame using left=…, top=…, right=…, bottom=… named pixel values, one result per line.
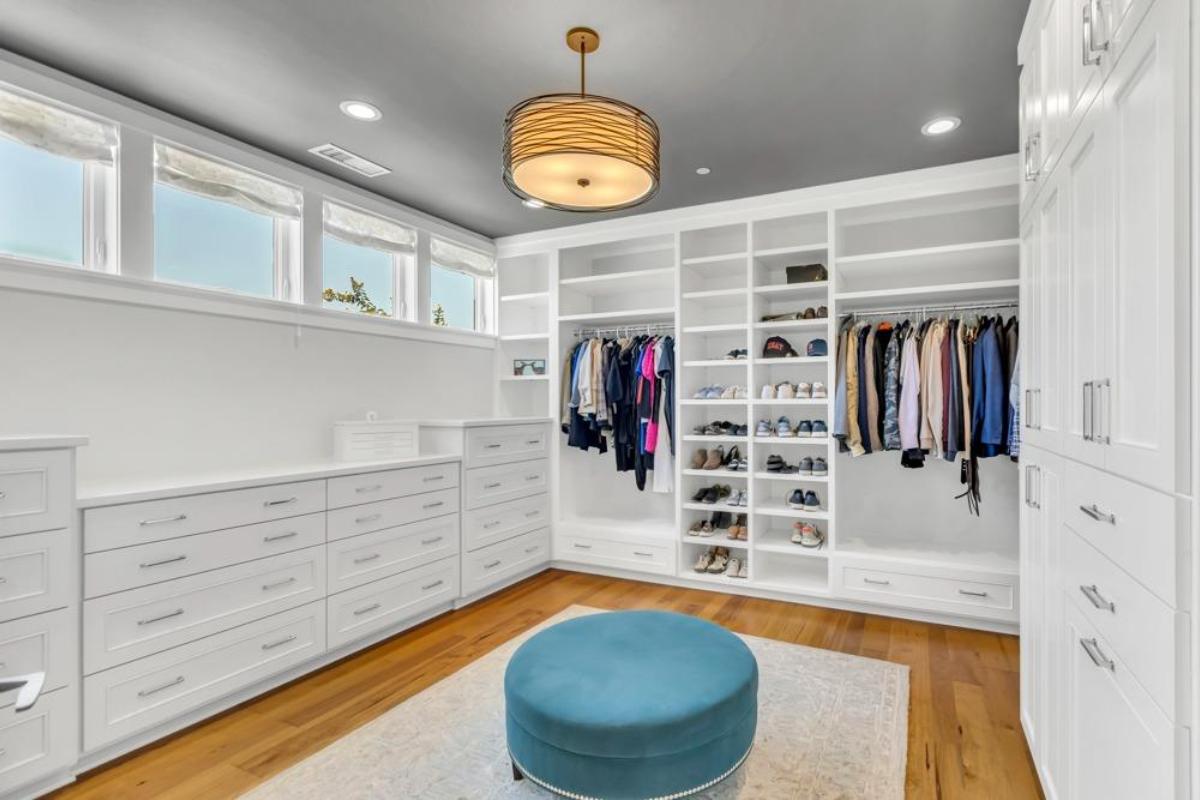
left=307, top=143, right=391, bottom=178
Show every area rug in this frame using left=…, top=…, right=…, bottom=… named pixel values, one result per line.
left=242, top=605, right=909, bottom=799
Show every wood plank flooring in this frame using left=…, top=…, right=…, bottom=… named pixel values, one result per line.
left=50, top=569, right=1042, bottom=799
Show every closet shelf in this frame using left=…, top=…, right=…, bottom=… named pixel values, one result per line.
left=681, top=435, right=748, bottom=444
left=499, top=332, right=550, bottom=341
left=499, top=375, right=549, bottom=382
left=750, top=398, right=827, bottom=406
left=833, top=279, right=1019, bottom=313
left=558, top=307, right=675, bottom=325
left=753, top=436, right=831, bottom=446
left=682, top=501, right=747, bottom=513
left=836, top=238, right=1019, bottom=286
left=753, top=472, right=829, bottom=483
left=836, top=538, right=1019, bottom=575
left=682, top=323, right=746, bottom=334
left=680, top=398, right=748, bottom=406
left=751, top=356, right=828, bottom=366
left=681, top=288, right=748, bottom=305
left=559, top=267, right=675, bottom=296
left=753, top=318, right=829, bottom=331
left=682, top=468, right=749, bottom=479
left=756, top=504, right=831, bottom=520
left=752, top=281, right=830, bottom=298
left=754, top=530, right=830, bottom=557
left=751, top=244, right=829, bottom=267
left=682, top=359, right=749, bottom=368
left=499, top=291, right=550, bottom=304
left=681, top=252, right=747, bottom=266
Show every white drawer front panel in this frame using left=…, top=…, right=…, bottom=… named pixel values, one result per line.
left=327, top=462, right=460, bottom=510
left=1065, top=528, right=1178, bottom=717
left=464, top=460, right=549, bottom=510
left=465, top=424, right=549, bottom=469
left=463, top=493, right=548, bottom=552
left=83, top=546, right=325, bottom=674
left=0, top=609, right=75, bottom=710
left=1064, top=459, right=1178, bottom=605
left=326, top=488, right=459, bottom=542
left=836, top=560, right=1017, bottom=621
left=85, top=512, right=326, bottom=599
left=84, top=480, right=326, bottom=553
left=0, top=530, right=72, bottom=624
left=83, top=601, right=325, bottom=751
left=0, top=688, right=76, bottom=794
left=558, top=534, right=676, bottom=576
left=0, top=450, right=70, bottom=538
left=327, top=556, right=459, bottom=650
left=462, top=528, right=549, bottom=597
left=327, top=514, right=460, bottom=595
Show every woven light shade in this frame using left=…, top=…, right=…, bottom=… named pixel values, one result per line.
left=502, top=28, right=660, bottom=212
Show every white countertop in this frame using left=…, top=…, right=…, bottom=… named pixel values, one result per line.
left=0, top=435, right=88, bottom=452
left=415, top=417, right=552, bottom=429
left=77, top=453, right=461, bottom=509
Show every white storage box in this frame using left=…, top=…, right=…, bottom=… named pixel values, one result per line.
left=334, top=416, right=419, bottom=462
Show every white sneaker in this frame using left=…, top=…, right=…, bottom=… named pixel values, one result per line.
left=760, top=384, right=776, bottom=400
left=776, top=382, right=796, bottom=399
left=734, top=385, right=749, bottom=399
left=812, top=381, right=827, bottom=398
left=720, top=385, right=738, bottom=399
left=693, top=549, right=715, bottom=572
left=797, top=382, right=813, bottom=398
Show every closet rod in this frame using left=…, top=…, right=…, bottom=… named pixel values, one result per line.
left=839, top=300, right=1019, bottom=318
left=573, top=323, right=675, bottom=338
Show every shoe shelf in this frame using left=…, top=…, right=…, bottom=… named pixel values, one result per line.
left=682, top=434, right=748, bottom=444
left=682, top=468, right=749, bottom=479
left=681, top=501, right=747, bottom=513
left=751, top=356, right=827, bottom=365
left=753, top=436, right=832, bottom=446
left=750, top=398, right=827, bottom=406
left=686, top=569, right=750, bottom=586
left=755, top=504, right=830, bottom=520
left=754, top=529, right=829, bottom=557
left=752, top=472, right=829, bottom=483
left=682, top=323, right=746, bottom=334
left=682, top=359, right=748, bottom=368
left=680, top=251, right=747, bottom=266
left=751, top=244, right=829, bottom=266
left=499, top=375, right=549, bottom=382
left=752, top=281, right=830, bottom=298
left=680, top=398, right=749, bottom=406
left=753, top=318, right=829, bottom=331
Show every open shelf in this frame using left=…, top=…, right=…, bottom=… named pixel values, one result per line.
left=560, top=267, right=675, bottom=295
left=682, top=468, right=749, bottom=479
left=836, top=537, right=1019, bottom=575
left=751, top=244, right=830, bottom=269
left=558, top=307, right=675, bottom=325
left=681, top=252, right=747, bottom=266
left=680, top=398, right=748, bottom=406
left=752, top=281, right=829, bottom=297
left=682, top=359, right=749, bottom=368
left=682, top=323, right=745, bottom=334
left=499, top=291, right=550, bottom=305
left=755, top=528, right=829, bottom=556
left=833, top=279, right=1019, bottom=313
left=753, top=318, right=829, bottom=331
left=682, top=501, right=748, bottom=513
left=753, top=436, right=832, bottom=446
left=682, top=434, right=748, bottom=444
left=751, top=356, right=827, bottom=366
left=750, top=398, right=827, bottom=407
left=756, top=504, right=830, bottom=520
left=499, top=374, right=548, bottom=382
left=499, top=332, right=550, bottom=342
left=753, top=471, right=829, bottom=483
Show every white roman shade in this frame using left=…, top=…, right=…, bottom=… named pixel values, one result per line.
left=430, top=236, right=495, bottom=278
left=154, top=141, right=302, bottom=219
left=323, top=202, right=416, bottom=255
left=0, top=85, right=118, bottom=165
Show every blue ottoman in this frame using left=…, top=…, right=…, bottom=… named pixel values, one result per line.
left=504, top=610, right=758, bottom=800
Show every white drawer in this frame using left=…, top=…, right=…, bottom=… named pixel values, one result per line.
left=464, top=460, right=549, bottom=510
left=83, top=546, right=325, bottom=674
left=0, top=609, right=75, bottom=711
left=0, top=530, right=72, bottom=624
left=0, top=688, right=77, bottom=795
left=83, top=600, right=325, bottom=751
left=836, top=559, right=1017, bottom=621
left=462, top=528, right=549, bottom=598
left=326, top=488, right=459, bottom=541
left=1064, top=460, right=1179, bottom=606
left=84, top=480, right=326, bottom=553
left=0, top=450, right=70, bottom=538
left=85, top=512, right=326, bottom=599
left=327, top=514, right=460, bottom=595
left=326, top=462, right=459, bottom=509
left=327, top=556, right=458, bottom=650
left=465, top=424, right=549, bottom=469
left=1065, top=528, right=1179, bottom=718
left=558, top=534, right=675, bottom=575
left=463, top=493, right=548, bottom=552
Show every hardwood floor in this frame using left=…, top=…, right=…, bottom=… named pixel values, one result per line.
left=51, top=569, right=1042, bottom=799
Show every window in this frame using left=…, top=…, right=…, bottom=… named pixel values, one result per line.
left=429, top=237, right=495, bottom=332
left=0, top=85, right=116, bottom=269
left=153, top=141, right=301, bottom=299
left=321, top=202, right=415, bottom=319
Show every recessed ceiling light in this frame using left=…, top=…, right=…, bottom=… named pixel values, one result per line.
left=339, top=100, right=382, bottom=121
left=522, top=198, right=546, bottom=209
left=921, top=116, right=961, bottom=136
left=695, top=167, right=711, bottom=175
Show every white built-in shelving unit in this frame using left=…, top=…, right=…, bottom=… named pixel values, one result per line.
left=493, top=155, right=1022, bottom=631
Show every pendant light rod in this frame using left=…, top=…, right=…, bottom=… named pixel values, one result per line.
left=566, top=27, right=600, bottom=97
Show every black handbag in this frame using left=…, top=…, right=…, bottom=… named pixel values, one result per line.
left=785, top=263, right=828, bottom=284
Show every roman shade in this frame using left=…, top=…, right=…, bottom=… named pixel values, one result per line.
left=0, top=85, right=117, bottom=165
left=430, top=236, right=495, bottom=278
left=323, top=201, right=415, bottom=254
left=154, top=141, right=302, bottom=219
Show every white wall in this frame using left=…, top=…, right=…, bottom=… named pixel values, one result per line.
left=0, top=289, right=494, bottom=487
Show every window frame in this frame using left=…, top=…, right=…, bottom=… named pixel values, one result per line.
left=320, top=200, right=417, bottom=322
left=429, top=260, right=493, bottom=333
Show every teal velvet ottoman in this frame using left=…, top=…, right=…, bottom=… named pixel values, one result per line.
left=504, top=610, right=758, bottom=800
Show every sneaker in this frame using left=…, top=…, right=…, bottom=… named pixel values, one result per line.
left=776, top=382, right=796, bottom=399
left=796, top=420, right=813, bottom=437
left=787, top=489, right=807, bottom=509
left=812, top=381, right=828, bottom=398
left=699, top=520, right=715, bottom=537
left=693, top=549, right=715, bottom=572
left=688, top=520, right=705, bottom=536
left=720, top=385, right=738, bottom=400
left=760, top=383, right=776, bottom=400
left=704, top=423, right=725, bottom=436
left=703, top=446, right=725, bottom=470
left=803, top=490, right=820, bottom=511
left=691, top=487, right=709, bottom=502
left=707, top=547, right=730, bottom=574
left=792, top=521, right=823, bottom=547
left=766, top=454, right=786, bottom=472
left=724, top=446, right=742, bottom=470
left=727, top=556, right=746, bottom=578
left=797, top=456, right=814, bottom=475
left=692, top=386, right=711, bottom=399
left=723, top=349, right=741, bottom=360
left=717, top=484, right=733, bottom=500
left=755, top=419, right=773, bottom=437
left=812, top=457, right=828, bottom=476
left=816, top=305, right=829, bottom=318
left=733, top=385, right=749, bottom=399
left=737, top=489, right=749, bottom=507
left=806, top=338, right=828, bottom=357
left=776, top=416, right=793, bottom=437
left=691, top=449, right=707, bottom=469
left=736, top=558, right=749, bottom=578
left=701, top=487, right=719, bottom=504
left=810, top=420, right=828, bottom=438
left=801, top=307, right=816, bottom=319
left=735, top=424, right=750, bottom=436
left=796, top=382, right=813, bottom=398
left=705, top=386, right=725, bottom=399
left=734, top=513, right=749, bottom=539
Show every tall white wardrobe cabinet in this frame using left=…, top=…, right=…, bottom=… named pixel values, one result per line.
left=1018, top=0, right=1194, bottom=796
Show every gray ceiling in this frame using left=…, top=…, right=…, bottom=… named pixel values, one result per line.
left=0, top=1, right=1028, bottom=239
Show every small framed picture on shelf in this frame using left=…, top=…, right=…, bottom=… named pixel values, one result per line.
left=513, top=359, right=546, bottom=376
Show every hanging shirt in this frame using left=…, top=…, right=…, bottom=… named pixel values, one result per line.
left=882, top=326, right=903, bottom=450
left=899, top=329, right=925, bottom=468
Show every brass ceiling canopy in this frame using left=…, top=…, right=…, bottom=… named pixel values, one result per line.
left=503, top=26, right=660, bottom=212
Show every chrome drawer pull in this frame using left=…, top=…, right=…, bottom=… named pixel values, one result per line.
left=263, top=531, right=299, bottom=543
left=1079, top=504, right=1117, bottom=525
left=353, top=603, right=381, bottom=616
left=139, top=514, right=187, bottom=527
left=353, top=554, right=381, bottom=564
left=484, top=482, right=502, bottom=489
left=862, top=578, right=890, bottom=586
left=422, top=475, right=445, bottom=483
left=422, top=501, right=445, bottom=510
left=525, top=439, right=541, bottom=445
left=1080, top=637, right=1115, bottom=671
left=525, top=474, right=540, bottom=481
left=262, top=576, right=298, bottom=591
left=421, top=536, right=444, bottom=546
left=137, top=608, right=184, bottom=626
left=483, top=520, right=503, bottom=529
left=958, top=589, right=989, bottom=598
left=262, top=634, right=297, bottom=651
left=138, top=675, right=184, bottom=698
left=139, top=554, right=187, bottom=569
left=573, top=543, right=592, bottom=550
left=484, top=560, right=502, bottom=569
left=485, top=443, right=503, bottom=449
left=525, top=510, right=541, bottom=518
left=355, top=513, right=383, bottom=524
left=633, top=551, right=653, bottom=558
left=356, top=484, right=383, bottom=494
left=1080, top=584, right=1116, bottom=613
left=263, top=497, right=297, bottom=508
left=525, top=546, right=540, bottom=554
left=421, top=579, right=444, bottom=591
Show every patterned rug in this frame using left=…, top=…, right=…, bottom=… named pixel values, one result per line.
left=243, top=606, right=909, bottom=799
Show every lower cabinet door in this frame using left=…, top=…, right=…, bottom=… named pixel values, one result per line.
left=326, top=514, right=459, bottom=595
left=1063, top=599, right=1175, bottom=800
left=0, top=688, right=76, bottom=796
left=461, top=528, right=549, bottom=598
left=326, top=557, right=460, bottom=651
left=83, top=601, right=326, bottom=751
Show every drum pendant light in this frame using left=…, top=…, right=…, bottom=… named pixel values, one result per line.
left=503, top=27, right=660, bottom=212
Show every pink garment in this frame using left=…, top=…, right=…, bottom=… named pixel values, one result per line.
left=899, top=333, right=921, bottom=451
left=641, top=341, right=659, bottom=453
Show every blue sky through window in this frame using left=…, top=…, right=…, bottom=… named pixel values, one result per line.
left=323, top=235, right=394, bottom=316
left=0, top=137, right=84, bottom=265
left=431, top=264, right=476, bottom=329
